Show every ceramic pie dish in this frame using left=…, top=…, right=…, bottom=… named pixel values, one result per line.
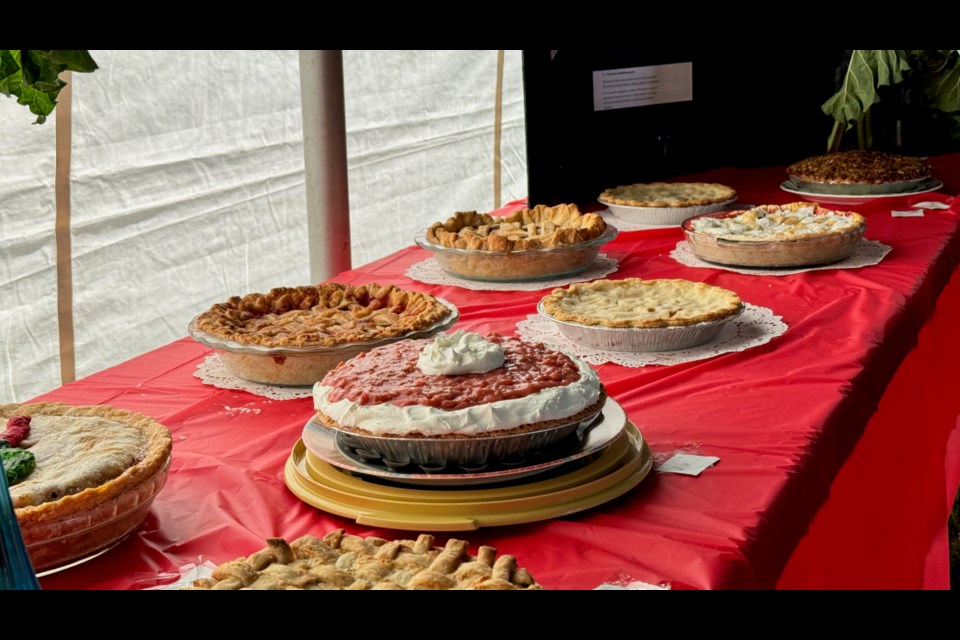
left=682, top=203, right=866, bottom=268
left=2, top=402, right=173, bottom=573
left=188, top=283, right=458, bottom=387
left=598, top=181, right=738, bottom=225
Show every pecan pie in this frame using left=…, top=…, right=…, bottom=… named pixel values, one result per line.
left=541, top=278, right=743, bottom=329
left=787, top=149, right=931, bottom=185
left=2, top=402, right=172, bottom=572
left=184, top=529, right=544, bottom=590
left=599, top=182, right=737, bottom=208
left=191, top=282, right=452, bottom=349
left=425, top=203, right=606, bottom=252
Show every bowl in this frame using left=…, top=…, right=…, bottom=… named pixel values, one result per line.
left=189, top=299, right=459, bottom=387
left=682, top=204, right=866, bottom=268
left=538, top=299, right=743, bottom=352
left=414, top=225, right=618, bottom=283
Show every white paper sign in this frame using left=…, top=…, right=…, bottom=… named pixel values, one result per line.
left=658, top=453, right=719, bottom=476
left=912, top=201, right=951, bottom=210
left=891, top=210, right=925, bottom=218
left=593, top=62, right=693, bottom=112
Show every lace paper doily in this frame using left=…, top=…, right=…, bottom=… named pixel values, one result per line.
left=516, top=303, right=786, bottom=367
left=405, top=254, right=619, bottom=292
left=194, top=354, right=313, bottom=400
left=670, top=239, right=891, bottom=276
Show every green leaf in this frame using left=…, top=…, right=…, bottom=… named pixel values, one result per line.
left=919, top=55, right=960, bottom=113
left=822, top=50, right=912, bottom=127
left=0, top=50, right=97, bottom=124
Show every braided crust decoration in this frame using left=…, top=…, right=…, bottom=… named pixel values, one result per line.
left=192, top=283, right=451, bottom=348
left=184, top=529, right=544, bottom=590
left=425, top=203, right=607, bottom=252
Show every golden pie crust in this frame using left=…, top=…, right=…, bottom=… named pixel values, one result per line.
left=599, top=182, right=737, bottom=208
left=425, top=203, right=606, bottom=252
left=541, top=278, right=743, bottom=329
left=787, top=149, right=931, bottom=185
left=184, top=529, right=544, bottom=590
left=2, top=402, right=172, bottom=526
left=192, top=282, right=452, bottom=348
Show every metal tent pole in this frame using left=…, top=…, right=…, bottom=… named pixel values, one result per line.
left=299, top=50, right=351, bottom=282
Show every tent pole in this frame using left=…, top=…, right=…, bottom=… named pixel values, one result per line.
left=299, top=50, right=351, bottom=282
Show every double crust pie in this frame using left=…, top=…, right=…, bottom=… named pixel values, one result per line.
left=192, top=282, right=452, bottom=349
left=2, top=402, right=172, bottom=571
left=541, top=278, right=743, bottom=329
left=787, top=149, right=931, bottom=186
left=425, top=203, right=606, bottom=252
left=185, top=529, right=543, bottom=590
left=418, top=204, right=614, bottom=282
left=599, top=182, right=737, bottom=208
left=682, top=202, right=866, bottom=267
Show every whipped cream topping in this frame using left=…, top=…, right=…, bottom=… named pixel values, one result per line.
left=416, top=331, right=505, bottom=376
left=313, top=350, right=602, bottom=437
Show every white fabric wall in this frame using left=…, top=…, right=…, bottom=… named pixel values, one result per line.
left=0, top=50, right=527, bottom=402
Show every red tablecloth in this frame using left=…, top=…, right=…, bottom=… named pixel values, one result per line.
left=32, top=156, right=960, bottom=590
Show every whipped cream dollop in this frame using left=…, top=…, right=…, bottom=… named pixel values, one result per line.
left=416, top=330, right=505, bottom=376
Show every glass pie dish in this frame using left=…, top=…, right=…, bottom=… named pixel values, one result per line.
left=189, top=299, right=459, bottom=387
left=414, top=225, right=618, bottom=283
left=682, top=205, right=866, bottom=268
left=22, top=456, right=170, bottom=574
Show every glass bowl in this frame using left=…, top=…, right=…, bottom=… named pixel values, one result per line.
left=414, top=225, right=618, bottom=283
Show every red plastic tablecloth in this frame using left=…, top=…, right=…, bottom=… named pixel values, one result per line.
left=32, top=157, right=960, bottom=590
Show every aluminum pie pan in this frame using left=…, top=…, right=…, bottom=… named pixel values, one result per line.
left=413, top=225, right=618, bottom=283
left=320, top=400, right=609, bottom=470
left=597, top=196, right=737, bottom=226
left=538, top=299, right=744, bottom=353
left=187, top=299, right=459, bottom=387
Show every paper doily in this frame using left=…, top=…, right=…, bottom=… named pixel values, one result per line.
left=515, top=303, right=786, bottom=367
left=405, top=254, right=619, bottom=291
left=670, top=239, right=891, bottom=276
left=194, top=354, right=313, bottom=400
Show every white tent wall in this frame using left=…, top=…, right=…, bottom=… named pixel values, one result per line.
left=0, top=50, right=527, bottom=403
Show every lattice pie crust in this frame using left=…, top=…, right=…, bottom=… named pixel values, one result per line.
left=184, top=529, right=544, bottom=590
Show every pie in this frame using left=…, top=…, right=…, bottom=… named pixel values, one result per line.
left=682, top=203, right=866, bottom=267
left=184, top=529, right=544, bottom=590
left=1, top=402, right=172, bottom=572
left=425, top=203, right=607, bottom=252
left=191, top=282, right=452, bottom=349
left=787, top=149, right=931, bottom=186
left=541, top=278, right=743, bottom=329
left=313, top=332, right=605, bottom=440
left=599, top=182, right=737, bottom=208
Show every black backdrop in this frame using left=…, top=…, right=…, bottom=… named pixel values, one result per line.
left=522, top=49, right=847, bottom=208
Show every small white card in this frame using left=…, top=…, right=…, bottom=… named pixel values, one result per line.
left=912, top=201, right=951, bottom=210
left=892, top=210, right=925, bottom=218
left=658, top=453, right=720, bottom=476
